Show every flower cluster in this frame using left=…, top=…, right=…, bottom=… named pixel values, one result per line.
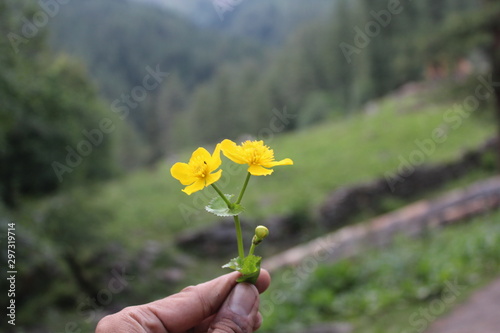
left=170, top=139, right=293, bottom=283
left=171, top=139, right=293, bottom=194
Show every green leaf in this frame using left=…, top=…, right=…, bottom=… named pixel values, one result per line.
left=205, top=195, right=244, bottom=217
left=222, top=257, right=243, bottom=271
left=222, top=255, right=262, bottom=284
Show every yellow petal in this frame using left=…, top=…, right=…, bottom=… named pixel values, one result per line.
left=189, top=147, right=211, bottom=164
left=205, top=169, right=222, bottom=186
left=248, top=164, right=273, bottom=176
left=207, top=143, right=222, bottom=171
left=266, top=158, right=294, bottom=167
left=221, top=139, right=248, bottom=164
left=182, top=178, right=205, bottom=195
left=170, top=162, right=196, bottom=185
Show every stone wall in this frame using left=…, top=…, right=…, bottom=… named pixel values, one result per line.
left=263, top=175, right=500, bottom=271
left=319, top=138, right=497, bottom=229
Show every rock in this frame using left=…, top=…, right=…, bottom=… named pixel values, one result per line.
left=136, top=240, right=163, bottom=273
left=159, top=268, right=185, bottom=283
left=176, top=218, right=253, bottom=257
left=176, top=214, right=305, bottom=257
left=319, top=179, right=385, bottom=229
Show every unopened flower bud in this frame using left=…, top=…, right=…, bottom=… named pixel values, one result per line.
left=255, top=225, right=269, bottom=240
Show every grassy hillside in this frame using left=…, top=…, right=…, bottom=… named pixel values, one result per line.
left=21, top=92, right=495, bottom=251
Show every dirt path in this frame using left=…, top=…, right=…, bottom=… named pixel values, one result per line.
left=425, top=276, right=500, bottom=333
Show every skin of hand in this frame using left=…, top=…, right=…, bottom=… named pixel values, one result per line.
left=95, top=269, right=271, bottom=333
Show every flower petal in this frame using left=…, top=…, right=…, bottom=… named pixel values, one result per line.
left=205, top=169, right=222, bottom=187
left=189, top=147, right=211, bottom=164
left=182, top=178, right=205, bottom=195
left=207, top=143, right=222, bottom=171
left=170, top=162, right=196, bottom=185
left=265, top=158, right=294, bottom=167
left=248, top=164, right=273, bottom=176
left=221, top=139, right=248, bottom=164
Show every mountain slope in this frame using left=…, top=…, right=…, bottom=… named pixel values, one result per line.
left=133, top=0, right=335, bottom=44
left=48, top=0, right=262, bottom=99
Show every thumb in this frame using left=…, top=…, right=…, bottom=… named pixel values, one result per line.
left=208, top=283, right=261, bottom=333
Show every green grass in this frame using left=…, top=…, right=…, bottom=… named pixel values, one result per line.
left=260, top=98, right=494, bottom=214
left=259, top=209, right=500, bottom=332
left=19, top=94, right=495, bottom=251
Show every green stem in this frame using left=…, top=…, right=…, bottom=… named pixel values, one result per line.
left=211, top=183, right=233, bottom=208
left=236, top=172, right=251, bottom=205
left=233, top=215, right=245, bottom=259
left=248, top=242, right=256, bottom=257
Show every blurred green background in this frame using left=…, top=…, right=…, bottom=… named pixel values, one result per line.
left=1, top=0, right=500, bottom=332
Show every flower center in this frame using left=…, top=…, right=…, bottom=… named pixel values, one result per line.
left=193, top=159, right=209, bottom=178
left=241, top=141, right=274, bottom=165
left=241, top=141, right=274, bottom=166
left=248, top=150, right=261, bottom=165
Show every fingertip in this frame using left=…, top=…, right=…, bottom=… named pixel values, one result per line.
left=255, top=269, right=271, bottom=293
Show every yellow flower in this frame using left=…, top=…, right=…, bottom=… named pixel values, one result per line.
left=221, top=139, right=293, bottom=176
left=170, top=144, right=222, bottom=195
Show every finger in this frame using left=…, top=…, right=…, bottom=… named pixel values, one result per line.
left=192, top=309, right=262, bottom=332
left=254, top=269, right=271, bottom=294
left=208, top=283, right=260, bottom=333
left=146, top=271, right=242, bottom=333
left=184, top=270, right=270, bottom=333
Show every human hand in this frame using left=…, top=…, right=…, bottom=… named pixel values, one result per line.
left=95, top=269, right=271, bottom=333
